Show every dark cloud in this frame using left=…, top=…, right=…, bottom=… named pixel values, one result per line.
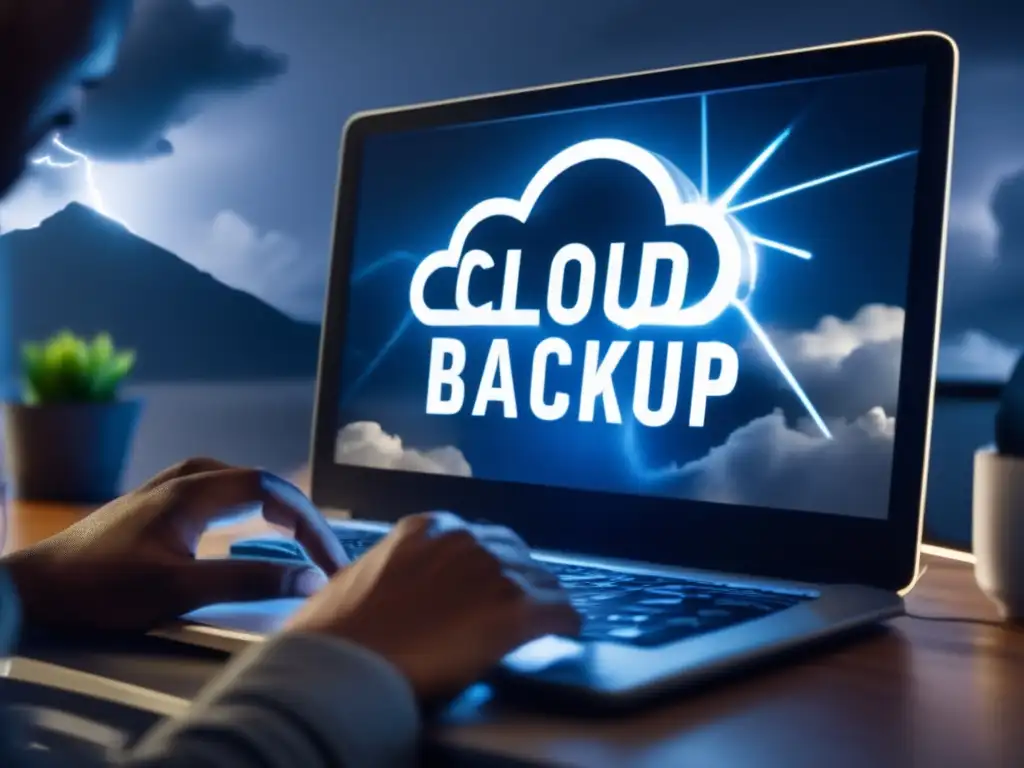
left=679, top=408, right=895, bottom=520
left=66, top=0, right=287, bottom=159
left=994, top=171, right=1024, bottom=257
left=942, top=167, right=1024, bottom=347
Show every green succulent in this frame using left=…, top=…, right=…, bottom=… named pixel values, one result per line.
left=20, top=331, right=136, bottom=405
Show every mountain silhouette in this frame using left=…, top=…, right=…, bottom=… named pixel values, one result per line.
left=0, top=203, right=321, bottom=381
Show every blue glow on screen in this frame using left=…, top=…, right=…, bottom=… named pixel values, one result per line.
left=335, top=65, right=927, bottom=520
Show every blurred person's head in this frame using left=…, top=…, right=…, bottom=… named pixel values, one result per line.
left=0, top=0, right=131, bottom=197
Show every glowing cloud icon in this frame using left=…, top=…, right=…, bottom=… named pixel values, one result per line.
left=408, top=138, right=744, bottom=330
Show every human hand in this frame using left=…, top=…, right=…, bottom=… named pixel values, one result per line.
left=3, top=458, right=348, bottom=633
left=286, top=512, right=581, bottom=705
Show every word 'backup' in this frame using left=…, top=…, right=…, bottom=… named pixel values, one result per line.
left=426, top=337, right=738, bottom=427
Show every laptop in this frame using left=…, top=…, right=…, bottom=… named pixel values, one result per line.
left=173, top=31, right=958, bottom=708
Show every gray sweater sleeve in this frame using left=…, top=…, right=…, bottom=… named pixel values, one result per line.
left=0, top=566, right=420, bottom=767
left=123, top=633, right=421, bottom=767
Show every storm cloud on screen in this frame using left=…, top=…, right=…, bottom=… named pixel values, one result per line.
left=690, top=304, right=901, bottom=518
left=335, top=422, right=473, bottom=478
left=749, top=304, right=904, bottom=420
left=680, top=407, right=895, bottom=519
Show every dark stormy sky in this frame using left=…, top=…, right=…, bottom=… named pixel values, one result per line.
left=1, top=0, right=1022, bottom=384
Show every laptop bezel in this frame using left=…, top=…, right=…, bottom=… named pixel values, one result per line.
left=310, top=32, right=958, bottom=593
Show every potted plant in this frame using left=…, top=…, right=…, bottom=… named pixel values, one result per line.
left=3, top=331, right=140, bottom=503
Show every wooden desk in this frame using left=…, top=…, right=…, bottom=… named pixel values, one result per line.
left=5, top=500, right=1024, bottom=768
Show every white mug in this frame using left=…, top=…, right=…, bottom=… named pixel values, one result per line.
left=973, top=448, right=1024, bottom=622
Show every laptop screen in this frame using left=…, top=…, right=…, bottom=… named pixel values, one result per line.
left=335, top=64, right=928, bottom=522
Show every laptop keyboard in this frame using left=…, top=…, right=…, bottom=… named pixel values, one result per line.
left=231, top=531, right=813, bottom=648
left=542, top=561, right=810, bottom=647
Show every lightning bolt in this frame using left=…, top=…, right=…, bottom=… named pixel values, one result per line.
left=347, top=91, right=920, bottom=482
left=31, top=134, right=131, bottom=231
